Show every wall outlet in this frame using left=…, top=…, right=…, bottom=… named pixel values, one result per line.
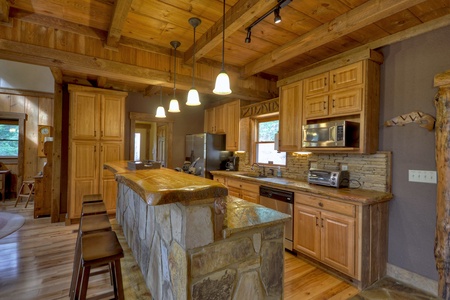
left=408, top=170, right=437, bottom=184
left=341, top=164, right=348, bottom=171
left=310, top=162, right=318, bottom=169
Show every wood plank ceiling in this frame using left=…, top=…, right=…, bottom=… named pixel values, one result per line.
left=0, top=0, right=449, bottom=101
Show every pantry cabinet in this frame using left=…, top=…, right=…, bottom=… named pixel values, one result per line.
left=68, top=85, right=127, bottom=221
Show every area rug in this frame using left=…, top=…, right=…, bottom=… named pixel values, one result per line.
left=0, top=212, right=25, bottom=239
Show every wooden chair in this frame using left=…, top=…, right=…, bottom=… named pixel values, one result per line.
left=14, top=180, right=35, bottom=207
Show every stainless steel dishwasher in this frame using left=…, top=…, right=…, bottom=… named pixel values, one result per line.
left=259, top=185, right=294, bottom=251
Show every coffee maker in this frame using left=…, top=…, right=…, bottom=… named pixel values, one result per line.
left=225, top=156, right=238, bottom=171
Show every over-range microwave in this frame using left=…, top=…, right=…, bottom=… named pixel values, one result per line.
left=302, top=120, right=360, bottom=148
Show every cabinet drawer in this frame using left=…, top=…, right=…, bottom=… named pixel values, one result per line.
left=227, top=179, right=259, bottom=193
left=295, top=193, right=355, bottom=217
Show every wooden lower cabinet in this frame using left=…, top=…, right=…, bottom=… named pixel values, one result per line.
left=224, top=178, right=259, bottom=204
left=294, top=191, right=388, bottom=288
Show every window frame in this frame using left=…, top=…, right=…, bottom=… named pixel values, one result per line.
left=252, top=115, right=286, bottom=167
left=0, top=119, right=20, bottom=159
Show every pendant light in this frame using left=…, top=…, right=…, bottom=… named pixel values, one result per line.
left=169, top=41, right=181, bottom=112
left=213, top=0, right=232, bottom=95
left=186, top=17, right=201, bottom=106
left=155, top=86, right=166, bottom=118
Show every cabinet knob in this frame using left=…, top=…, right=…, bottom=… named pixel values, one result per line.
left=318, top=202, right=324, bottom=207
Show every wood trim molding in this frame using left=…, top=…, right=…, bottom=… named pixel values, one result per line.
left=0, top=88, right=54, bottom=98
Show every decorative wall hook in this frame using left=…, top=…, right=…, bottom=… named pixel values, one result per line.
left=384, top=111, right=436, bottom=131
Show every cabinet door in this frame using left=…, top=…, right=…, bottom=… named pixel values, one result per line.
left=228, top=186, right=241, bottom=198
left=241, top=190, right=259, bottom=204
left=279, top=81, right=303, bottom=151
left=204, top=107, right=215, bottom=133
left=321, top=211, right=355, bottom=276
left=304, top=72, right=329, bottom=96
left=330, top=88, right=362, bottom=116
left=294, top=203, right=321, bottom=259
left=330, top=61, right=363, bottom=90
left=69, top=141, right=99, bottom=219
left=213, top=175, right=226, bottom=185
left=304, top=95, right=329, bottom=120
left=225, top=100, right=240, bottom=151
left=101, top=94, right=124, bottom=140
left=100, top=142, right=123, bottom=212
left=70, top=92, right=99, bottom=140
left=215, top=105, right=226, bottom=134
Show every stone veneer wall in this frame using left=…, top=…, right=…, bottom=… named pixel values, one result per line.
left=236, top=151, right=391, bottom=192
left=116, top=184, right=285, bottom=300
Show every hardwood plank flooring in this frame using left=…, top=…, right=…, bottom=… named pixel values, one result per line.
left=0, top=200, right=358, bottom=299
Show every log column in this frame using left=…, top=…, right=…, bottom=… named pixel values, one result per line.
left=434, top=70, right=450, bottom=299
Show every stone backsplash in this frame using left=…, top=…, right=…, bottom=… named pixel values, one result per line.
left=235, top=151, right=391, bottom=193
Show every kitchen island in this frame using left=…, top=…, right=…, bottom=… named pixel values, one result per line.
left=105, top=162, right=290, bottom=300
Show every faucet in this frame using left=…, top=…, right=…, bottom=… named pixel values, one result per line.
left=251, top=163, right=260, bottom=173
left=251, top=163, right=266, bottom=177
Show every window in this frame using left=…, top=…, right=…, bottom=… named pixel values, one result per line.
left=0, top=120, right=19, bottom=157
left=255, top=117, right=286, bottom=165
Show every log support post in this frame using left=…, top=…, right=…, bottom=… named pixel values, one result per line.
left=434, top=70, right=450, bottom=299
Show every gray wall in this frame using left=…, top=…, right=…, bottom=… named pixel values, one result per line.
left=379, top=25, right=450, bottom=280
left=125, top=92, right=205, bottom=168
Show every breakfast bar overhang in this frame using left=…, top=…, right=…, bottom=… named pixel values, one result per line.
left=105, top=161, right=290, bottom=300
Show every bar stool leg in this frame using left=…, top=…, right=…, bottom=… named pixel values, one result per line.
left=24, top=182, right=35, bottom=208
left=79, top=265, right=91, bottom=300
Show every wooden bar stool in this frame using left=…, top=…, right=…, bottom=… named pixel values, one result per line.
left=14, top=180, right=35, bottom=207
left=76, top=231, right=124, bottom=300
left=69, top=214, right=112, bottom=299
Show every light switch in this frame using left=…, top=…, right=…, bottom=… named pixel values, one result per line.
left=408, top=170, right=437, bottom=184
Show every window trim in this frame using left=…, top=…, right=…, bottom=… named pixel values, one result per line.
left=252, top=115, right=286, bottom=167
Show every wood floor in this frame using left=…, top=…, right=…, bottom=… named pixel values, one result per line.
left=0, top=199, right=359, bottom=300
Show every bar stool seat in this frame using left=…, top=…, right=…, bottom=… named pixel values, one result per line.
left=77, top=231, right=124, bottom=300
left=82, top=194, right=103, bottom=204
left=81, top=201, right=107, bottom=216
left=14, top=180, right=35, bottom=207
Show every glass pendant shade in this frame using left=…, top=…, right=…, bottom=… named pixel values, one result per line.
left=186, top=88, right=201, bottom=106
left=155, top=105, right=166, bottom=118
left=168, top=99, right=180, bottom=112
left=213, top=71, right=232, bottom=95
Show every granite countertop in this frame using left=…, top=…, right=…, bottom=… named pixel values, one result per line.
left=104, top=162, right=228, bottom=206
left=222, top=195, right=290, bottom=238
left=210, top=170, right=393, bottom=205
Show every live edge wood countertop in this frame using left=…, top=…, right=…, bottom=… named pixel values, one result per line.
left=104, top=161, right=228, bottom=206
left=210, top=170, right=393, bottom=205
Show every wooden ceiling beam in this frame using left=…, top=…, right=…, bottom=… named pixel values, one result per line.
left=97, top=76, right=107, bottom=88
left=144, top=85, right=161, bottom=97
left=183, top=0, right=279, bottom=65
left=0, top=0, right=10, bottom=23
left=105, top=0, right=133, bottom=50
left=242, top=0, right=427, bottom=78
left=0, top=39, right=273, bottom=101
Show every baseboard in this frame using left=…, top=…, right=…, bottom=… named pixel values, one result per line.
left=387, top=263, right=438, bottom=296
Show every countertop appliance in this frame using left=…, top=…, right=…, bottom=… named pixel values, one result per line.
left=185, top=133, right=231, bottom=179
left=259, top=185, right=294, bottom=251
left=307, top=168, right=349, bottom=188
left=302, top=120, right=359, bottom=148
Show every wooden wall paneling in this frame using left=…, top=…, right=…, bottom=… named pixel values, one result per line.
left=24, top=96, right=39, bottom=180
left=38, top=97, right=53, bottom=125
left=10, top=95, right=25, bottom=113
left=0, top=94, right=11, bottom=111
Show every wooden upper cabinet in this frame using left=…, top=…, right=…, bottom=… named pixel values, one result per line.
left=330, top=61, right=363, bottom=90
left=279, top=81, right=303, bottom=152
left=204, top=106, right=226, bottom=134
left=225, top=100, right=240, bottom=151
left=70, top=91, right=99, bottom=140
left=101, top=94, right=125, bottom=140
left=304, top=72, right=329, bottom=96
left=330, top=88, right=362, bottom=116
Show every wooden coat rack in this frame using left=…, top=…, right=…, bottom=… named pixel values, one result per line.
left=434, top=69, right=450, bottom=299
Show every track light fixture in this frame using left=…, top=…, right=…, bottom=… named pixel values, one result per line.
left=244, top=0, right=292, bottom=43
left=245, top=29, right=252, bottom=43
left=274, top=7, right=281, bottom=24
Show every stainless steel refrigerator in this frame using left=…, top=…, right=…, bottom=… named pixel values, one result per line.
left=185, top=133, right=231, bottom=179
